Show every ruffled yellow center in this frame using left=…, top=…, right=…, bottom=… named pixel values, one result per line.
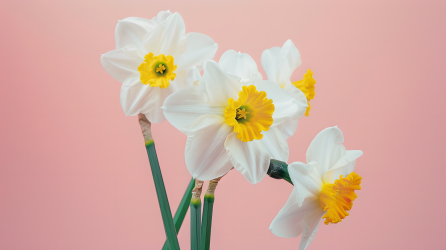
left=292, top=69, right=316, bottom=116
left=319, top=172, right=362, bottom=225
left=138, top=53, right=177, bottom=89
left=224, top=85, right=275, bottom=142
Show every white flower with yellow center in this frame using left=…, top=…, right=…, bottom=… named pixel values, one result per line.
left=162, top=51, right=300, bottom=184
left=261, top=39, right=316, bottom=139
left=270, top=126, right=363, bottom=250
left=100, top=10, right=218, bottom=123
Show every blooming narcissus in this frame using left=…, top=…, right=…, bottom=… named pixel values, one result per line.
left=162, top=51, right=302, bottom=184
left=100, top=10, right=218, bottom=123
left=261, top=40, right=316, bottom=139
left=269, top=126, right=363, bottom=250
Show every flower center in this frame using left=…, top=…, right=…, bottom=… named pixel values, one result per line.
left=292, top=69, right=316, bottom=116
left=138, top=53, right=177, bottom=89
left=155, top=64, right=166, bottom=74
left=236, top=108, right=249, bottom=120
left=224, top=85, right=275, bottom=142
left=319, top=172, right=362, bottom=225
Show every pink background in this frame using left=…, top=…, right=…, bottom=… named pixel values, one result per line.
left=1, top=0, right=445, bottom=249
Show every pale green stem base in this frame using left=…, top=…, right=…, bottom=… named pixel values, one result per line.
left=191, top=198, right=202, bottom=250
left=201, top=194, right=215, bottom=250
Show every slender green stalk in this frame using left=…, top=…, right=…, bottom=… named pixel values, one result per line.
left=162, top=177, right=195, bottom=250
left=145, top=140, right=180, bottom=250
left=191, top=198, right=202, bottom=250
left=201, top=194, right=214, bottom=250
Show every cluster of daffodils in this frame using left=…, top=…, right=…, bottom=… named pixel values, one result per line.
left=101, top=10, right=363, bottom=250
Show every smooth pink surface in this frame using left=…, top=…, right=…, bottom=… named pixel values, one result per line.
left=1, top=1, right=445, bottom=249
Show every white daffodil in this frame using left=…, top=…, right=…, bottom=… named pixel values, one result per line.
left=162, top=51, right=300, bottom=184
left=261, top=39, right=316, bottom=139
left=270, top=126, right=363, bottom=250
left=100, top=10, right=218, bottom=123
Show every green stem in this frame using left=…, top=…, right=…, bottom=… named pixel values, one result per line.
left=162, top=177, right=195, bottom=250
left=190, top=198, right=202, bottom=250
left=145, top=140, right=180, bottom=250
left=201, top=194, right=214, bottom=250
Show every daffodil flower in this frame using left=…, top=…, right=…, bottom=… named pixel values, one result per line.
left=162, top=51, right=300, bottom=184
left=100, top=10, right=218, bottom=123
left=261, top=39, right=316, bottom=139
left=269, top=126, right=363, bottom=250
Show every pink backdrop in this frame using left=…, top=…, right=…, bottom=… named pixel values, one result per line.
left=1, top=0, right=445, bottom=249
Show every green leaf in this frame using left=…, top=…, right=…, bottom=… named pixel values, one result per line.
left=162, top=177, right=195, bottom=250
left=145, top=141, right=180, bottom=250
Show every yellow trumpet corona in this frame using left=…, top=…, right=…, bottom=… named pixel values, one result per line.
left=138, top=53, right=177, bottom=89
left=319, top=172, right=362, bottom=225
left=224, top=85, right=275, bottom=142
left=292, top=69, right=316, bottom=116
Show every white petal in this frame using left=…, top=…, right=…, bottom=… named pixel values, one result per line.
left=278, top=40, right=301, bottom=82
left=202, top=60, right=242, bottom=106
left=218, top=50, right=261, bottom=80
left=185, top=115, right=233, bottom=180
left=162, top=86, right=224, bottom=134
left=143, top=12, right=186, bottom=56
left=284, top=82, right=308, bottom=118
left=256, top=80, right=299, bottom=126
left=175, top=32, right=218, bottom=72
left=288, top=162, right=323, bottom=206
left=266, top=64, right=307, bottom=139
left=323, top=150, right=363, bottom=183
left=224, top=132, right=270, bottom=184
left=261, top=127, right=289, bottom=162
left=276, top=85, right=308, bottom=139
left=115, top=17, right=156, bottom=50
left=186, top=67, right=202, bottom=87
left=151, top=10, right=173, bottom=23
left=270, top=197, right=321, bottom=238
left=276, top=115, right=300, bottom=140
left=120, top=73, right=170, bottom=122
left=306, top=126, right=346, bottom=177
left=101, top=45, right=143, bottom=83
left=299, top=209, right=324, bottom=250
left=168, top=74, right=188, bottom=93
left=144, top=86, right=171, bottom=123
left=261, top=47, right=281, bottom=83
left=261, top=40, right=301, bottom=86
